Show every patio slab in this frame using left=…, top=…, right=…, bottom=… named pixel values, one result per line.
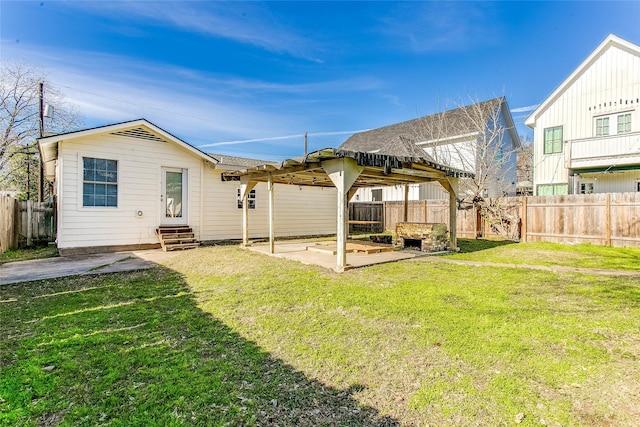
left=245, top=240, right=427, bottom=271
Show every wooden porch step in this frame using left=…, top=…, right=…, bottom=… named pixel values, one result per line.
left=156, top=226, right=199, bottom=252
left=163, top=242, right=200, bottom=251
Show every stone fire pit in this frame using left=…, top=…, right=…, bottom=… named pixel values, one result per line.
left=396, top=222, right=449, bottom=252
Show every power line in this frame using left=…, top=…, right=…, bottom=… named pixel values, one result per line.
left=201, top=129, right=369, bottom=148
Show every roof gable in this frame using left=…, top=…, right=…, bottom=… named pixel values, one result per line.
left=525, top=34, right=640, bottom=127
left=340, top=97, right=519, bottom=153
left=38, top=119, right=218, bottom=180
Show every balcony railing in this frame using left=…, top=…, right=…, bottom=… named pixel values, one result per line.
left=569, top=132, right=640, bottom=170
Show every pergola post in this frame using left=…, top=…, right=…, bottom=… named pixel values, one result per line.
left=322, top=158, right=364, bottom=272
left=240, top=177, right=257, bottom=247
left=268, top=174, right=275, bottom=254
left=438, top=177, right=459, bottom=251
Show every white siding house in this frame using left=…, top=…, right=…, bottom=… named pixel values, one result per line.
left=39, top=119, right=337, bottom=254
left=350, top=97, right=520, bottom=202
left=526, top=34, right=640, bottom=195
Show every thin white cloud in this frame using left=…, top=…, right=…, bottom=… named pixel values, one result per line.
left=510, top=105, right=539, bottom=113
left=64, top=1, right=323, bottom=61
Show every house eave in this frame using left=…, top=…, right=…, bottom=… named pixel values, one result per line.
left=526, top=34, right=640, bottom=126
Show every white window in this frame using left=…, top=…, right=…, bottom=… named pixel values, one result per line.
left=83, top=157, right=117, bottom=207
left=618, top=113, right=631, bottom=134
left=237, top=188, right=256, bottom=209
left=579, top=182, right=594, bottom=194
left=543, top=126, right=563, bottom=154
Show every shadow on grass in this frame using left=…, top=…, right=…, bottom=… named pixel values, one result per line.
left=0, top=268, right=398, bottom=426
left=455, top=238, right=518, bottom=254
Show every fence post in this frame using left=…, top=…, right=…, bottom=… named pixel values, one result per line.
left=423, top=200, right=427, bottom=222
left=605, top=193, right=611, bottom=247
left=521, top=196, right=527, bottom=243
left=26, top=199, right=33, bottom=247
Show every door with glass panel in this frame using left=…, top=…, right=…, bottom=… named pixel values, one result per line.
left=161, top=167, right=187, bottom=225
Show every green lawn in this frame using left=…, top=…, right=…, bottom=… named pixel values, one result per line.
left=1, top=245, right=58, bottom=264
left=446, top=239, right=640, bottom=271
left=1, top=243, right=639, bottom=426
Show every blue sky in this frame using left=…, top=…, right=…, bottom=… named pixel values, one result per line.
left=2, top=1, right=639, bottom=161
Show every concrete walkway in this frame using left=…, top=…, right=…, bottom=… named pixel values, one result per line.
left=0, top=250, right=180, bottom=286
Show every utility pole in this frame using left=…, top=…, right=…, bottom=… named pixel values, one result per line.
left=303, top=131, right=308, bottom=157
left=37, top=82, right=44, bottom=202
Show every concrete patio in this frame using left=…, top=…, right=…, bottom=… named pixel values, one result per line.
left=245, top=240, right=430, bottom=271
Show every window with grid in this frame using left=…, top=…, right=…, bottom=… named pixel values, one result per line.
left=83, top=157, right=117, bottom=207
left=543, top=126, right=563, bottom=154
left=237, top=188, right=256, bottom=209
left=580, top=182, right=594, bottom=194
left=618, top=113, right=631, bottom=134
left=595, top=117, right=609, bottom=136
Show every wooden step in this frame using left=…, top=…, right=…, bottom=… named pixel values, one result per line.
left=156, top=225, right=199, bottom=251
left=163, top=242, right=200, bottom=251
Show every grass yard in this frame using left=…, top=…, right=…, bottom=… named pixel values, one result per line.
left=1, top=243, right=639, bottom=426
left=1, top=245, right=58, bottom=264
left=446, top=239, right=640, bottom=271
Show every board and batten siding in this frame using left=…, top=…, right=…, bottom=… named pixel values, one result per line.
left=532, top=40, right=640, bottom=194
left=200, top=168, right=337, bottom=241
left=57, top=133, right=205, bottom=250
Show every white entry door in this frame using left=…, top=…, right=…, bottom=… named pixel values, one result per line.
left=161, top=167, right=188, bottom=225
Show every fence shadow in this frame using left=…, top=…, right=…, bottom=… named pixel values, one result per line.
left=0, top=268, right=398, bottom=426
left=456, top=238, right=518, bottom=254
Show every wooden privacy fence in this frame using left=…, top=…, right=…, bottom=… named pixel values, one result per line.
left=350, top=192, right=640, bottom=247
left=0, top=195, right=55, bottom=255
left=522, top=193, right=640, bottom=247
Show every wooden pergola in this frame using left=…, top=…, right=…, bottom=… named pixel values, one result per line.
left=222, top=146, right=471, bottom=272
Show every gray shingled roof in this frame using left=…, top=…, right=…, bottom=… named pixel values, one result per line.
left=339, top=97, right=504, bottom=154
left=208, top=153, right=279, bottom=168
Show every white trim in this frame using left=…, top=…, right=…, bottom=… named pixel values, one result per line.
left=160, top=167, right=189, bottom=226
left=39, top=119, right=218, bottom=169
left=526, top=34, right=640, bottom=128
left=77, top=153, right=122, bottom=211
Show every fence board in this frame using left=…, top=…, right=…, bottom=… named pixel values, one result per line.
left=0, top=195, right=55, bottom=255
left=351, top=192, right=640, bottom=248
left=0, top=195, right=17, bottom=255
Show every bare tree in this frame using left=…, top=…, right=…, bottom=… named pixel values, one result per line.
left=516, top=135, right=533, bottom=193
left=412, top=97, right=522, bottom=240
left=0, top=60, right=81, bottom=199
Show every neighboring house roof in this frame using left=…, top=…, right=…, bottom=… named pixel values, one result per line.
left=341, top=97, right=520, bottom=152
left=208, top=153, right=279, bottom=171
left=525, top=34, right=640, bottom=128
left=38, top=119, right=218, bottom=181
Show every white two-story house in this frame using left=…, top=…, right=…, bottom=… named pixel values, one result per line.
left=349, top=97, right=520, bottom=202
left=526, top=34, right=640, bottom=195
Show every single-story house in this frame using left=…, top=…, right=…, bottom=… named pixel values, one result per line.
left=38, top=119, right=337, bottom=254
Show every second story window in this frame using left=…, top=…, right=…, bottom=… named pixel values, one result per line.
left=594, top=112, right=632, bottom=136
left=595, top=117, right=609, bottom=136
left=618, top=113, right=631, bottom=134
left=543, top=126, right=563, bottom=154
